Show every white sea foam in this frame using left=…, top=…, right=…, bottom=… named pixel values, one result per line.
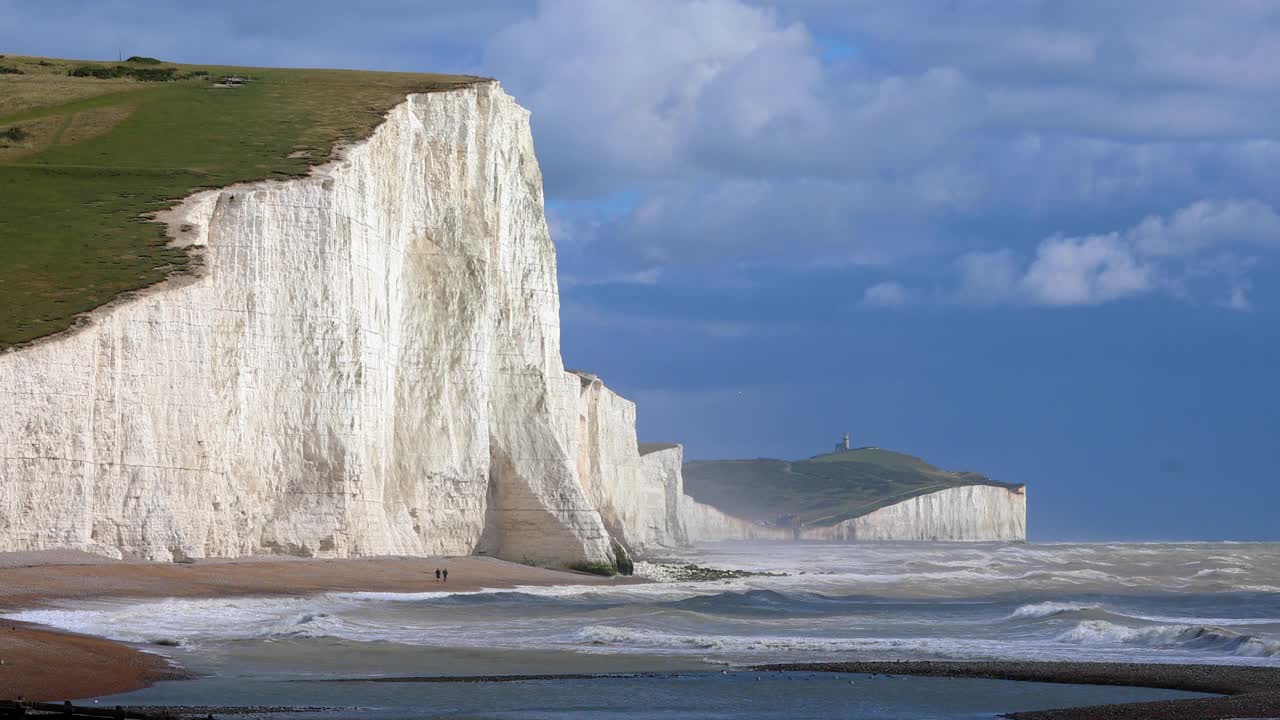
left=1007, top=601, right=1280, bottom=627
left=571, top=625, right=1028, bottom=659
left=1057, top=620, right=1280, bottom=658
left=1192, top=567, right=1247, bottom=577
left=7, top=542, right=1280, bottom=668
left=1008, top=602, right=1106, bottom=619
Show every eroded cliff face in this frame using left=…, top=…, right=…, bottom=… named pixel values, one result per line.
left=571, top=378, right=686, bottom=553
left=797, top=485, right=1027, bottom=542
left=0, top=83, right=615, bottom=564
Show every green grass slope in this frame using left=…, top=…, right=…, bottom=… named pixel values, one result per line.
left=683, top=447, right=1023, bottom=529
left=0, top=54, right=482, bottom=348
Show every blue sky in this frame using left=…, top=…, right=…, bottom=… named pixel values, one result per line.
left=4, top=1, right=1278, bottom=540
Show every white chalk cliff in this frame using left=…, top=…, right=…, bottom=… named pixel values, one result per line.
left=0, top=82, right=1024, bottom=564
left=646, top=445, right=1024, bottom=543
left=0, top=83, right=627, bottom=565
left=796, top=485, right=1027, bottom=542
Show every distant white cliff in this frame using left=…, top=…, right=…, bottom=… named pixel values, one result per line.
left=641, top=446, right=790, bottom=542
left=643, top=445, right=1025, bottom=544
left=797, top=485, right=1027, bottom=542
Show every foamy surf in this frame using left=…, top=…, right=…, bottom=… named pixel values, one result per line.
left=5, top=542, right=1280, bottom=669
left=1057, top=620, right=1280, bottom=658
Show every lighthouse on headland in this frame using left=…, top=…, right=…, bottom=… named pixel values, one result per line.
left=833, top=432, right=851, bottom=453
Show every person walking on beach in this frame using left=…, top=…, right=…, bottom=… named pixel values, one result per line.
left=442, top=568, right=448, bottom=583
left=435, top=568, right=441, bottom=582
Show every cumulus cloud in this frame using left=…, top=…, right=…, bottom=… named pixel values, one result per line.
left=480, top=0, right=1280, bottom=289
left=941, top=199, right=1279, bottom=310
left=1021, top=234, right=1152, bottom=306
left=486, top=0, right=817, bottom=192
left=483, top=0, right=995, bottom=201
left=1129, top=199, right=1280, bottom=257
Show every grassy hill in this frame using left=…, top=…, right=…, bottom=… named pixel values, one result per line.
left=0, top=54, right=481, bottom=348
left=683, top=447, right=1023, bottom=529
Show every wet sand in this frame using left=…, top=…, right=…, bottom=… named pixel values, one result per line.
left=0, top=622, right=184, bottom=702
left=0, top=550, right=628, bottom=702
left=756, top=661, right=1280, bottom=719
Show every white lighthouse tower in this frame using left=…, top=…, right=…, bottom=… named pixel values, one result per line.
left=834, top=432, right=851, bottom=453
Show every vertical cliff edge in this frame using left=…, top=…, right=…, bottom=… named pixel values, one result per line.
left=0, top=83, right=635, bottom=565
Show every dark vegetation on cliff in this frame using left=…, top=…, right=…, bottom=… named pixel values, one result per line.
left=683, top=447, right=1023, bottom=529
left=0, top=54, right=484, bottom=348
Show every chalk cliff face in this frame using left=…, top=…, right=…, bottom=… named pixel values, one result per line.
left=658, top=443, right=1027, bottom=543
left=678, top=495, right=792, bottom=542
left=0, top=83, right=618, bottom=564
left=797, top=485, right=1027, bottom=542
left=571, top=380, right=687, bottom=553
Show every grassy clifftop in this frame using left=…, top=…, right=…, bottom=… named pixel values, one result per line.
left=0, top=54, right=482, bottom=348
left=683, top=447, right=1023, bottom=529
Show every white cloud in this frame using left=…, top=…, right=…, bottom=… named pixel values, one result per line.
left=485, top=0, right=992, bottom=196
left=486, top=0, right=815, bottom=192
left=482, top=0, right=1280, bottom=288
left=861, top=281, right=910, bottom=308
left=948, top=199, right=1278, bottom=309
left=1129, top=199, right=1280, bottom=257
left=1021, top=233, right=1153, bottom=306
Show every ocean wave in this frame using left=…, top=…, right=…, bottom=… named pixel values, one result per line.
left=1008, top=602, right=1280, bottom=628
left=569, top=623, right=1270, bottom=664
left=1057, top=620, right=1280, bottom=658
left=1191, top=567, right=1248, bottom=577
left=1008, top=602, right=1106, bottom=620
left=571, top=625, right=967, bottom=656
left=662, top=589, right=854, bottom=617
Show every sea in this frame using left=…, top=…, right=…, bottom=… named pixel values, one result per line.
left=11, top=541, right=1280, bottom=719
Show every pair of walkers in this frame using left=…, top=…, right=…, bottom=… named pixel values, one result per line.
left=434, top=567, right=448, bottom=582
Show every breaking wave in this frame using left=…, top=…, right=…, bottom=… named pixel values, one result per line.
left=1008, top=602, right=1109, bottom=620
left=1058, top=620, right=1280, bottom=658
